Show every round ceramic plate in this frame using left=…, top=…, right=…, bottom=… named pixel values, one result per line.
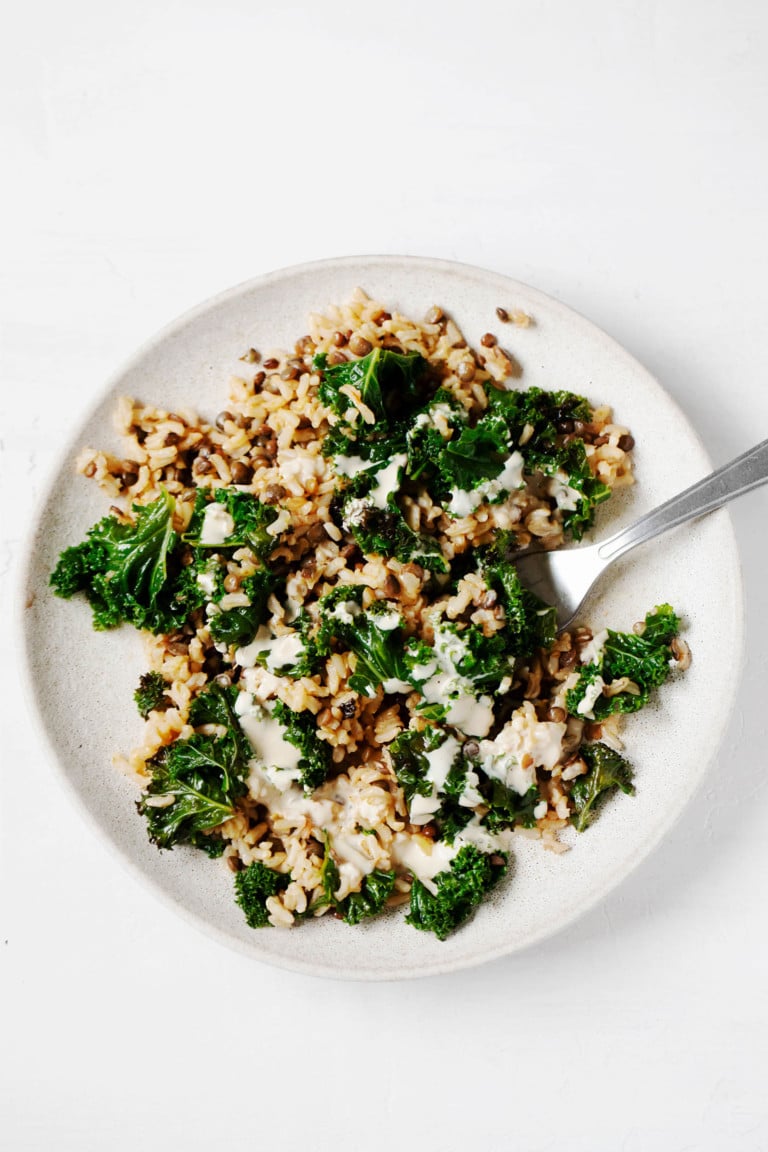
left=21, top=256, right=743, bottom=980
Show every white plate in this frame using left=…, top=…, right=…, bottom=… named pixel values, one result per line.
left=21, top=256, right=744, bottom=980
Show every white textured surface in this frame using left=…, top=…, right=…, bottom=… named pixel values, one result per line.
left=3, top=0, right=768, bottom=1147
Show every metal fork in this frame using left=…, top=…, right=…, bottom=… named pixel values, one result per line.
left=514, top=438, right=768, bottom=630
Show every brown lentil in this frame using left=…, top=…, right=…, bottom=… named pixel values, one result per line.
left=495, top=306, right=509, bottom=322
left=348, top=334, right=373, bottom=357
left=230, top=460, right=253, bottom=485
left=263, top=483, right=286, bottom=504
left=617, top=433, right=635, bottom=452
left=480, top=332, right=497, bottom=347
left=263, top=357, right=279, bottom=370
left=457, top=359, right=476, bottom=383
left=332, top=331, right=348, bottom=347
left=327, top=350, right=347, bottom=366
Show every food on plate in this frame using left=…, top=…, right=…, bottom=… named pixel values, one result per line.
left=51, top=291, right=690, bottom=939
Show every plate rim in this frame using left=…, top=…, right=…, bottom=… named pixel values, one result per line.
left=18, top=254, right=746, bottom=980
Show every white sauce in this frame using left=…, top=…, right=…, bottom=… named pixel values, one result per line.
left=199, top=502, right=235, bottom=545
left=418, top=624, right=496, bottom=737
left=424, top=734, right=462, bottom=791
left=334, top=454, right=373, bottom=478
left=580, top=629, right=608, bottom=665
left=446, top=450, right=524, bottom=517
left=196, top=569, right=218, bottom=595
left=372, top=609, right=401, bottom=631
left=390, top=834, right=458, bottom=896
left=454, top=817, right=513, bottom=855
left=235, top=693, right=302, bottom=785
left=382, top=677, right=413, bottom=695
left=332, top=599, right=361, bottom=625
left=409, top=791, right=443, bottom=824
left=546, top=468, right=581, bottom=512
left=576, top=674, right=606, bottom=719
left=368, top=453, right=407, bottom=510
left=235, top=626, right=304, bottom=673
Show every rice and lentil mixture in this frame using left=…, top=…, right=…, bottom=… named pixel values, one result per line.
left=52, top=290, right=690, bottom=939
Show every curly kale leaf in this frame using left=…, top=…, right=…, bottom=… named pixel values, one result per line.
left=566, top=604, right=681, bottom=719
left=431, top=414, right=512, bottom=494
left=271, top=699, right=332, bottom=792
left=570, top=743, right=635, bottom=832
left=342, top=493, right=447, bottom=573
left=138, top=731, right=248, bottom=849
left=133, top=671, right=173, bottom=719
left=342, top=870, right=396, bottom=925
left=389, top=727, right=446, bottom=806
left=437, top=622, right=514, bottom=694
left=208, top=568, right=281, bottom=647
left=526, top=439, right=611, bottom=539
left=481, top=553, right=557, bottom=659
left=137, top=682, right=250, bottom=849
left=234, top=861, right=291, bottom=928
left=405, top=844, right=507, bottom=941
left=50, top=490, right=183, bottom=633
left=319, top=595, right=432, bottom=698
left=316, top=347, right=429, bottom=431
left=485, top=385, right=591, bottom=451
left=188, top=681, right=251, bottom=755
left=184, top=488, right=278, bottom=558
left=483, top=781, right=540, bottom=832
left=485, top=386, right=610, bottom=539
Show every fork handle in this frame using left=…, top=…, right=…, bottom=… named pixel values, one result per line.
left=597, top=436, right=768, bottom=563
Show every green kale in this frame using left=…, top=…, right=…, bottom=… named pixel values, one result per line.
left=341, top=492, right=447, bottom=573
left=137, top=730, right=248, bottom=849
left=319, top=596, right=432, bottom=698
left=437, top=622, right=513, bottom=694
left=481, top=553, right=557, bottom=659
left=485, top=385, right=591, bottom=450
left=137, top=682, right=250, bottom=849
left=50, top=490, right=183, bottom=633
left=189, top=832, right=226, bottom=858
left=341, top=870, right=396, bottom=925
left=316, top=835, right=395, bottom=924
left=483, top=781, right=540, bottom=832
left=431, top=413, right=512, bottom=495
left=208, top=568, right=281, bottom=647
left=570, top=743, right=635, bottom=832
left=133, top=671, right=173, bottom=719
left=188, top=682, right=251, bottom=756
left=485, top=386, right=610, bottom=539
left=316, top=347, right=429, bottom=431
left=526, top=439, right=611, bottom=539
left=405, top=844, right=507, bottom=941
left=271, top=699, right=332, bottom=792
left=565, top=604, right=681, bottom=719
left=405, top=390, right=467, bottom=483
left=234, top=861, right=290, bottom=928
left=184, top=488, right=279, bottom=559
left=388, top=728, right=473, bottom=843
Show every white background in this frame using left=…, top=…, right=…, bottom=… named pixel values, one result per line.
left=3, top=2, right=768, bottom=1149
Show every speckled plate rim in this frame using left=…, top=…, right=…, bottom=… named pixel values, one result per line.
left=18, top=255, right=746, bottom=981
